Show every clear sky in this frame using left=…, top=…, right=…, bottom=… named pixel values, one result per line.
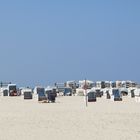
left=0, top=0, right=140, bottom=87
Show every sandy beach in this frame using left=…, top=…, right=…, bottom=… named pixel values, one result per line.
left=0, top=96, right=140, bottom=140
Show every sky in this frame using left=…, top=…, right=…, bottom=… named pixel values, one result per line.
left=0, top=0, right=140, bottom=87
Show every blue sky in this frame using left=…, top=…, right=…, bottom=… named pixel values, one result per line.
left=0, top=0, right=140, bottom=87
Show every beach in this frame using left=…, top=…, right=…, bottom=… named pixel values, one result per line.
left=0, top=96, right=140, bottom=140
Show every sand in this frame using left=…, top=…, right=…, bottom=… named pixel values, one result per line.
left=0, top=96, right=140, bottom=140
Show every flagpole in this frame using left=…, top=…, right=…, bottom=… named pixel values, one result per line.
left=85, top=79, right=88, bottom=107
